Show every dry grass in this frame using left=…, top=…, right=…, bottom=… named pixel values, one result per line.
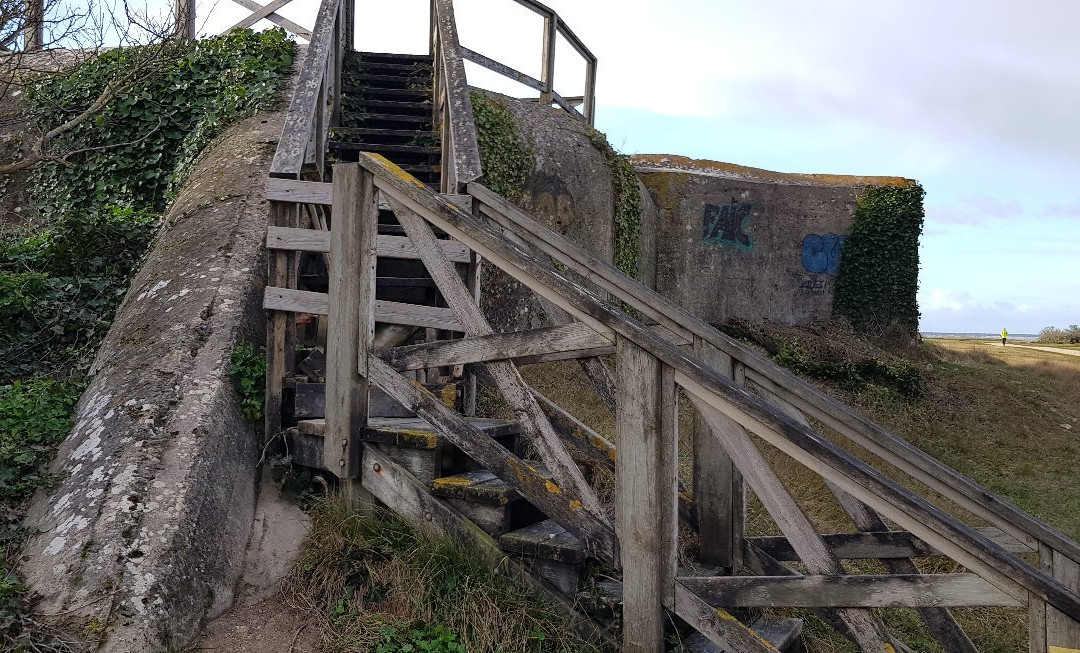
left=284, top=499, right=607, bottom=653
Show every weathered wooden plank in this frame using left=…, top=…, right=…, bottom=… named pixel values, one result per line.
left=363, top=153, right=1080, bottom=622
left=263, top=288, right=464, bottom=331
left=689, top=395, right=891, bottom=649
left=432, top=0, right=481, bottom=187
left=324, top=163, right=376, bottom=484
left=265, top=201, right=295, bottom=440
left=383, top=322, right=611, bottom=371
left=680, top=574, right=1024, bottom=609
left=230, top=0, right=312, bottom=38
left=461, top=46, right=545, bottom=92
left=389, top=198, right=608, bottom=521
left=230, top=0, right=295, bottom=30
left=268, top=0, right=338, bottom=175
left=365, top=354, right=617, bottom=560
left=1049, top=550, right=1080, bottom=649
left=668, top=583, right=778, bottom=653
left=616, top=338, right=677, bottom=653
left=1034, top=542, right=1052, bottom=653
left=750, top=527, right=1030, bottom=561
left=693, top=336, right=743, bottom=570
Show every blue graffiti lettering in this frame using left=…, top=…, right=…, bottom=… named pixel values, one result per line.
left=801, top=233, right=847, bottom=276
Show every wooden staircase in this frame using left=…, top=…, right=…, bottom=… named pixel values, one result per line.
left=262, top=0, right=1080, bottom=650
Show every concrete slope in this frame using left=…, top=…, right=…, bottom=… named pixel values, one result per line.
left=19, top=109, right=285, bottom=651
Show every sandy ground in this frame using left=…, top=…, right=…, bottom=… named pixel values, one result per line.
left=197, top=595, right=321, bottom=653
left=1008, top=343, right=1080, bottom=357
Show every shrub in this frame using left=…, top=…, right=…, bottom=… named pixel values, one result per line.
left=230, top=342, right=266, bottom=423
left=1039, top=325, right=1080, bottom=344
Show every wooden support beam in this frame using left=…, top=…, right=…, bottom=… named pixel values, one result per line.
left=230, top=0, right=295, bottom=30
left=750, top=527, right=1031, bottom=561
left=229, top=0, right=312, bottom=38
left=1049, top=550, right=1080, bottom=650
left=616, top=338, right=677, bottom=653
left=267, top=226, right=472, bottom=262
left=324, top=164, right=376, bottom=498
left=539, top=12, right=557, bottom=105
left=366, top=354, right=617, bottom=560
left=264, top=201, right=295, bottom=441
left=689, top=395, right=892, bottom=650
left=693, top=336, right=743, bottom=571
left=679, top=574, right=1024, bottom=609
left=175, top=0, right=195, bottom=38
left=263, top=288, right=465, bottom=331
left=383, top=322, right=611, bottom=371
left=389, top=197, right=609, bottom=522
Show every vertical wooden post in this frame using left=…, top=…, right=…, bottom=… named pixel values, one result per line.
left=583, top=59, right=597, bottom=125
left=343, top=0, right=355, bottom=51
left=1047, top=549, right=1080, bottom=650
left=23, top=0, right=44, bottom=50
left=692, top=336, right=744, bottom=572
left=174, top=0, right=195, bottom=39
left=265, top=200, right=296, bottom=441
left=539, top=12, right=557, bottom=106
left=1031, top=542, right=1051, bottom=653
left=617, top=337, right=677, bottom=653
left=463, top=229, right=483, bottom=416
left=326, top=163, right=377, bottom=508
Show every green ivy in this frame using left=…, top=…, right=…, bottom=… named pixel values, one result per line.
left=375, top=623, right=466, bottom=653
left=230, top=342, right=266, bottom=423
left=26, top=28, right=295, bottom=218
left=588, top=130, right=642, bottom=278
left=470, top=91, right=534, bottom=201
left=0, top=380, right=82, bottom=503
left=833, top=183, right=925, bottom=336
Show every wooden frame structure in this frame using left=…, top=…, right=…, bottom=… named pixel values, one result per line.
left=256, top=0, right=1080, bottom=649
left=260, top=151, right=1080, bottom=652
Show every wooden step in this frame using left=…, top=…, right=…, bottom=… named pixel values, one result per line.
left=351, top=72, right=430, bottom=87
left=349, top=60, right=433, bottom=74
left=431, top=470, right=521, bottom=505
left=327, top=142, right=440, bottom=155
left=292, top=380, right=455, bottom=420
left=345, top=97, right=432, bottom=112
left=344, top=86, right=430, bottom=100
left=343, top=112, right=433, bottom=125
left=357, top=51, right=433, bottom=64
left=330, top=126, right=439, bottom=142
left=500, top=519, right=584, bottom=564
left=364, top=416, right=520, bottom=450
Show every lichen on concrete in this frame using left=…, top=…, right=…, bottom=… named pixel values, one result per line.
left=18, top=106, right=289, bottom=651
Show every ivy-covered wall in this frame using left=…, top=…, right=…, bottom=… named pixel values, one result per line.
left=833, top=183, right=925, bottom=336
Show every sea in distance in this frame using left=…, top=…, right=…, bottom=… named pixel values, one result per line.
left=921, top=332, right=1038, bottom=341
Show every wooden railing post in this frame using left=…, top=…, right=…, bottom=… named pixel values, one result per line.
left=326, top=163, right=377, bottom=507
left=539, top=11, right=557, bottom=106
left=583, top=58, right=597, bottom=124
left=1047, top=547, right=1080, bottom=650
left=23, top=0, right=44, bottom=50
left=692, top=336, right=744, bottom=572
left=617, top=336, right=677, bottom=653
left=265, top=199, right=298, bottom=441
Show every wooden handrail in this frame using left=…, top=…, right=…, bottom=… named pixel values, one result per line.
left=432, top=0, right=482, bottom=191
left=464, top=182, right=1080, bottom=570
left=354, top=151, right=1080, bottom=625
left=269, top=0, right=344, bottom=178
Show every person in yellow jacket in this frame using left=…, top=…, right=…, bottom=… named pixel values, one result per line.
left=1001, top=328, right=1008, bottom=346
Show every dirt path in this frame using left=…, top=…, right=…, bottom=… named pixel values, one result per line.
left=1007, top=344, right=1080, bottom=358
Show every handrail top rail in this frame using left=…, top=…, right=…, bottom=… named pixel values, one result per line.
left=269, top=0, right=343, bottom=178
left=507, top=0, right=597, bottom=62
left=348, top=153, right=1080, bottom=624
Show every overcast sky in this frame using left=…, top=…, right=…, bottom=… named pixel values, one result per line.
left=183, top=0, right=1080, bottom=334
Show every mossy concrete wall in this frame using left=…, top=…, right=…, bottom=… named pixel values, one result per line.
left=477, top=91, right=658, bottom=331
left=634, top=155, right=912, bottom=325
left=18, top=108, right=284, bottom=651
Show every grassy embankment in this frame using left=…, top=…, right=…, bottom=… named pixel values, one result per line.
left=521, top=328, right=1080, bottom=653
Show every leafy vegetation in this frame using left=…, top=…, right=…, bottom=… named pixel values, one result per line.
left=470, top=91, right=534, bottom=201
left=0, top=29, right=295, bottom=648
left=230, top=342, right=266, bottom=423
left=587, top=130, right=642, bottom=279
left=1038, top=324, right=1080, bottom=344
left=287, top=500, right=605, bottom=653
left=833, top=183, right=924, bottom=338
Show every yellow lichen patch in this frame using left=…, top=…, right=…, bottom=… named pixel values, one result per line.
left=714, top=608, right=779, bottom=651
left=589, top=434, right=617, bottom=460
left=632, top=154, right=913, bottom=188
left=394, top=428, right=440, bottom=449
left=568, top=499, right=583, bottom=511
left=440, top=384, right=457, bottom=407
left=369, top=152, right=425, bottom=189
left=544, top=480, right=563, bottom=494
left=432, top=475, right=474, bottom=490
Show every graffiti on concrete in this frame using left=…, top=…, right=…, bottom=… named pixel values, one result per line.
left=800, top=233, right=847, bottom=276
left=703, top=198, right=754, bottom=250
left=797, top=277, right=830, bottom=296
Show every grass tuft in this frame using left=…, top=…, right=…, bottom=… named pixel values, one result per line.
left=285, top=498, right=607, bottom=653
